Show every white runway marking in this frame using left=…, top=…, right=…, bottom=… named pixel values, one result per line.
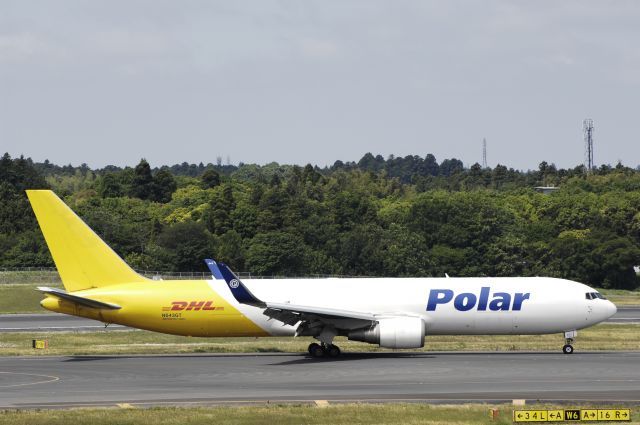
left=0, top=371, right=59, bottom=388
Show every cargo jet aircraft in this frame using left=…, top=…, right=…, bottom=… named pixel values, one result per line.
left=28, top=190, right=617, bottom=357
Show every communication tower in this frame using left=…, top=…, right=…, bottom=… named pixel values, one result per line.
left=583, top=119, right=594, bottom=172
left=482, top=138, right=487, bottom=168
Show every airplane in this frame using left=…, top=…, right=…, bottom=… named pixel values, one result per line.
left=27, top=189, right=617, bottom=358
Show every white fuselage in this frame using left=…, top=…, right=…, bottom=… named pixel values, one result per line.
left=208, top=277, right=617, bottom=337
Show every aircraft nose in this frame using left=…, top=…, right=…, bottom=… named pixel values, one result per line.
left=606, top=301, right=617, bottom=319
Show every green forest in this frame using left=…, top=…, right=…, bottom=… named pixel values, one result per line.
left=1, top=152, right=640, bottom=289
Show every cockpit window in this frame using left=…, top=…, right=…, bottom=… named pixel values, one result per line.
left=585, top=292, right=607, bottom=300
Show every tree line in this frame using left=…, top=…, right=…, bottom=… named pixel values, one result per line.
left=1, top=152, right=639, bottom=290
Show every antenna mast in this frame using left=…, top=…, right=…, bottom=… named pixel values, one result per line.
left=482, top=138, right=487, bottom=168
left=583, top=119, right=594, bottom=173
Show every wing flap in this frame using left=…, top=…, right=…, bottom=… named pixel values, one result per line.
left=266, top=302, right=376, bottom=322
left=37, top=287, right=122, bottom=310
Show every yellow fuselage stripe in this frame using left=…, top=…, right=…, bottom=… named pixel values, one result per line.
left=41, top=280, right=269, bottom=337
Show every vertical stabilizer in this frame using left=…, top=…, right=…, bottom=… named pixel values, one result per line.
left=26, top=190, right=147, bottom=292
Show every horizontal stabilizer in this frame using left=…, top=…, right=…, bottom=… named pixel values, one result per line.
left=37, top=287, right=121, bottom=310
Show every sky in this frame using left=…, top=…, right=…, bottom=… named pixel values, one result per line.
left=1, top=1, right=639, bottom=170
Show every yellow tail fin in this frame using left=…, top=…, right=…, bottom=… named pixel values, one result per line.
left=27, top=190, right=147, bottom=292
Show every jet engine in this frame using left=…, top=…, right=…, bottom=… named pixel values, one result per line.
left=348, top=316, right=425, bottom=348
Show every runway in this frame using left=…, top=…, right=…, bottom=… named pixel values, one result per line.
left=1, top=307, right=638, bottom=332
left=608, top=307, right=640, bottom=323
left=0, top=313, right=129, bottom=332
left=1, top=352, right=639, bottom=409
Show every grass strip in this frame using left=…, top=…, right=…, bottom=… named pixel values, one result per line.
left=0, top=284, right=62, bottom=314
left=0, top=403, right=639, bottom=425
left=600, top=288, right=640, bottom=306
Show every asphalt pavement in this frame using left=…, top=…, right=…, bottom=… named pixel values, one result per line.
left=1, top=351, right=638, bottom=408
left=0, top=313, right=129, bottom=332
left=606, top=306, right=640, bottom=323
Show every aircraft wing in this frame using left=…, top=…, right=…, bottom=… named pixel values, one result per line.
left=37, top=287, right=122, bottom=310
left=266, top=302, right=375, bottom=322
left=205, top=259, right=375, bottom=328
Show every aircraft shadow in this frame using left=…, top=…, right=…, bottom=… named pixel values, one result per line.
left=62, top=350, right=608, bottom=363
left=62, top=353, right=297, bottom=362
left=269, top=352, right=437, bottom=365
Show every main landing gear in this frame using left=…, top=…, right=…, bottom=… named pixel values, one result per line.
left=308, top=342, right=341, bottom=358
left=562, top=330, right=577, bottom=354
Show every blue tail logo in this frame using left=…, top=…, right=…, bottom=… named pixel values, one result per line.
left=203, top=259, right=264, bottom=307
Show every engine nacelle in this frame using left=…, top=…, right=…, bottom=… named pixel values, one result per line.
left=348, top=316, right=425, bottom=349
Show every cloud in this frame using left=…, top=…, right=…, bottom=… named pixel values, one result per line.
left=1, top=1, right=640, bottom=169
left=92, top=29, right=170, bottom=57
left=298, top=38, right=339, bottom=59
left=0, top=32, right=62, bottom=64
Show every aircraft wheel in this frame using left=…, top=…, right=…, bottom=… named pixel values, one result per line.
left=326, top=344, right=341, bottom=358
left=308, top=342, right=320, bottom=355
left=308, top=343, right=325, bottom=358
left=562, top=344, right=574, bottom=354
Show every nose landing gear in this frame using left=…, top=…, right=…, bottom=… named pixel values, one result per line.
left=562, top=330, right=577, bottom=354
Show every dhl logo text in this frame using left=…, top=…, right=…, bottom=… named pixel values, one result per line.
left=162, top=301, right=224, bottom=311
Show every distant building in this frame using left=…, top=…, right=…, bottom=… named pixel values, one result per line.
left=534, top=186, right=560, bottom=195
